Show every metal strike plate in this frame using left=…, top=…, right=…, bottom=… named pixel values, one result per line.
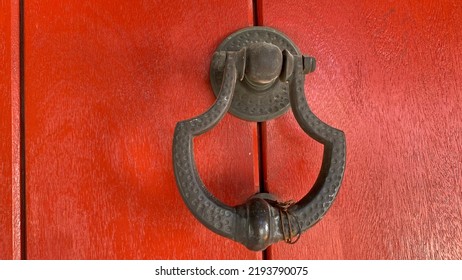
left=210, top=27, right=301, bottom=122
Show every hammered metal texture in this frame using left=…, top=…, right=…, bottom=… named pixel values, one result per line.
left=173, top=53, right=239, bottom=239
left=210, top=27, right=300, bottom=121
left=288, top=56, right=346, bottom=232
left=173, top=36, right=346, bottom=251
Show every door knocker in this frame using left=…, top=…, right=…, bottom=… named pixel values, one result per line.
left=173, top=27, right=346, bottom=251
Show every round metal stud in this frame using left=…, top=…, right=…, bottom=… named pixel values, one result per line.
left=210, top=26, right=301, bottom=122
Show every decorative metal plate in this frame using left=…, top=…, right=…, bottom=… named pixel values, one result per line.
left=210, top=26, right=300, bottom=122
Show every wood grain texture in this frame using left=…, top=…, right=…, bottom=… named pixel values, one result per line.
left=261, top=0, right=462, bottom=259
left=25, top=0, right=260, bottom=259
left=0, top=0, right=20, bottom=260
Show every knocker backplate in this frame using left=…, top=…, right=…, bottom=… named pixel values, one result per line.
left=210, top=27, right=300, bottom=122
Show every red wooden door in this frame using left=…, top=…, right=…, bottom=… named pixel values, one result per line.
left=2, top=0, right=461, bottom=259
left=22, top=0, right=259, bottom=259
left=1, top=0, right=20, bottom=260
left=260, top=0, right=462, bottom=259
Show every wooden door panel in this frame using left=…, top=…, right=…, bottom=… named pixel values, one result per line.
left=260, top=0, right=462, bottom=259
left=0, top=0, right=20, bottom=260
left=25, top=0, right=260, bottom=259
left=0, top=0, right=13, bottom=260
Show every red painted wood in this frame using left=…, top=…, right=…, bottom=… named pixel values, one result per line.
left=0, top=0, right=20, bottom=260
left=261, top=0, right=462, bottom=259
left=0, top=0, right=13, bottom=260
left=24, top=0, right=260, bottom=259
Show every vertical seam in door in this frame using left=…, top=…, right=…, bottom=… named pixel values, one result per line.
left=252, top=0, right=269, bottom=261
left=11, top=0, right=26, bottom=260
left=257, top=122, right=269, bottom=260
left=11, top=0, right=27, bottom=260
left=252, top=0, right=259, bottom=26
left=19, top=0, right=27, bottom=260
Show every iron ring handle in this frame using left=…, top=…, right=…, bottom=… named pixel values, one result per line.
left=173, top=40, right=345, bottom=251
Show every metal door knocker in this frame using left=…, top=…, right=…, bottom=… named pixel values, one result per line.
left=173, top=27, right=345, bottom=251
